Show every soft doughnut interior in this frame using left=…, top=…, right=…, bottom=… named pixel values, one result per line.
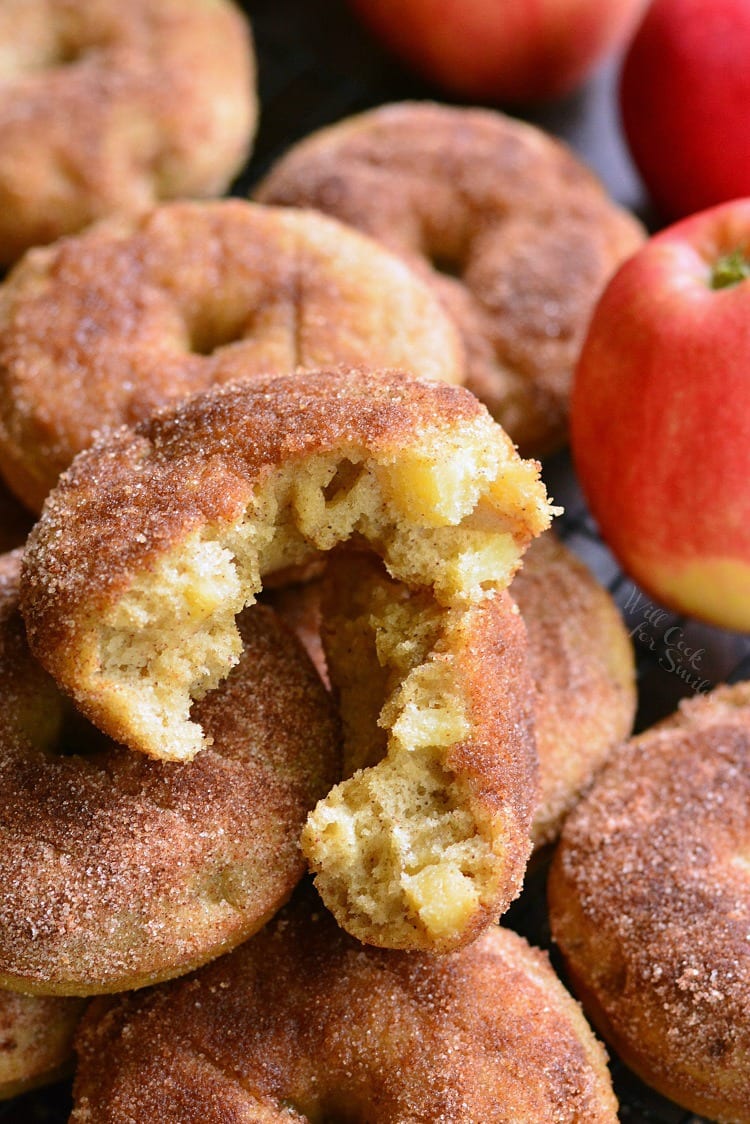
left=95, top=424, right=546, bottom=762
left=302, top=555, right=522, bottom=948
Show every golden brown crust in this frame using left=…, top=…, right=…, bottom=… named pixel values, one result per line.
left=255, top=101, right=644, bottom=456
left=511, top=534, right=636, bottom=848
left=0, top=199, right=464, bottom=510
left=0, top=0, right=256, bottom=265
left=71, top=883, right=618, bottom=1123
left=549, top=682, right=750, bottom=1122
left=0, top=989, right=84, bottom=1100
left=0, top=553, right=340, bottom=996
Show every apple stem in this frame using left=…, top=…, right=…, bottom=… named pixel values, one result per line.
left=711, top=249, right=750, bottom=290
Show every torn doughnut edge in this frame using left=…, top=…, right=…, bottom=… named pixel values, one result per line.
left=305, top=555, right=537, bottom=949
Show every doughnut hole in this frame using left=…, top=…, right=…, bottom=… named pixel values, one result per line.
left=49, top=705, right=113, bottom=758
left=92, top=422, right=546, bottom=765
left=0, top=4, right=69, bottom=78
left=0, top=3, right=135, bottom=78
left=187, top=314, right=250, bottom=358
left=47, top=31, right=106, bottom=70
left=50, top=41, right=87, bottom=67
left=424, top=223, right=470, bottom=283
left=429, top=251, right=464, bottom=280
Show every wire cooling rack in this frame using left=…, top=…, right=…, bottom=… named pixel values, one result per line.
left=3, top=3, right=749, bottom=1120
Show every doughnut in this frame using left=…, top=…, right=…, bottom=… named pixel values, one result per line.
left=71, top=883, right=619, bottom=1123
left=548, top=682, right=750, bottom=1121
left=307, top=550, right=537, bottom=950
left=255, top=101, right=644, bottom=456
left=0, top=551, right=339, bottom=996
left=21, top=369, right=553, bottom=951
left=0, top=0, right=256, bottom=265
left=0, top=989, right=84, bottom=1099
left=0, top=199, right=465, bottom=511
left=512, top=533, right=636, bottom=848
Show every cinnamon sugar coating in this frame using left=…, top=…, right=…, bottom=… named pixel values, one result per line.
left=0, top=988, right=84, bottom=1099
left=0, top=200, right=463, bottom=511
left=0, top=552, right=340, bottom=996
left=0, top=0, right=256, bottom=265
left=549, top=682, right=750, bottom=1121
left=255, top=101, right=644, bottom=456
left=71, top=883, right=618, bottom=1123
left=513, top=534, right=636, bottom=848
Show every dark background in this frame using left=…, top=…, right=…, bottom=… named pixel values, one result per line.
left=3, top=3, right=746, bottom=1121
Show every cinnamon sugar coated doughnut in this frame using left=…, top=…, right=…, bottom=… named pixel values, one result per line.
left=71, top=885, right=618, bottom=1123
left=0, top=551, right=339, bottom=995
left=309, top=552, right=537, bottom=950
left=512, top=534, right=636, bottom=848
left=0, top=199, right=464, bottom=511
left=0, top=0, right=256, bottom=264
left=549, top=683, right=750, bottom=1122
left=0, top=989, right=84, bottom=1099
left=21, top=369, right=554, bottom=950
left=256, top=101, right=644, bottom=455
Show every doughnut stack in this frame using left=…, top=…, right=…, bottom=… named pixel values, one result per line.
left=1, top=3, right=727, bottom=1119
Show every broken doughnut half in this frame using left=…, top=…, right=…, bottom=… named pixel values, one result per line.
left=307, top=551, right=538, bottom=950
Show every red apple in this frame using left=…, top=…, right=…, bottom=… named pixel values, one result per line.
left=349, top=0, right=648, bottom=104
left=620, top=0, right=750, bottom=220
left=571, top=200, right=750, bottom=632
